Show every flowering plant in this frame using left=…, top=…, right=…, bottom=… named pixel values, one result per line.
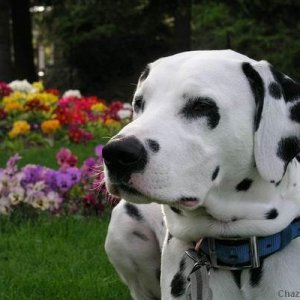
left=0, top=145, right=116, bottom=216
left=0, top=80, right=132, bottom=150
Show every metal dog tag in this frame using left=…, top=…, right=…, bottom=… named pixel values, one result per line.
left=185, top=249, right=213, bottom=300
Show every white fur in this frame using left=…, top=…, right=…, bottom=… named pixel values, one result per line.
left=105, top=50, right=300, bottom=299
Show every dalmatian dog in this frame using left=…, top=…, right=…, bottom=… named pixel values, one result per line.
left=104, top=50, right=300, bottom=300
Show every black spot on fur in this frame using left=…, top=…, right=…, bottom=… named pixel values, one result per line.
left=179, top=257, right=186, bottom=271
left=212, top=166, right=220, bottom=181
left=132, top=230, right=149, bottom=241
left=242, top=62, right=265, bottom=131
left=290, top=102, right=300, bottom=123
left=265, top=208, right=278, bottom=219
left=147, top=139, right=160, bottom=153
left=268, top=82, right=282, bottom=99
left=170, top=257, right=186, bottom=298
left=271, top=67, right=300, bottom=103
left=266, top=208, right=278, bottom=220
left=170, top=206, right=182, bottom=215
left=156, top=268, right=161, bottom=283
left=124, top=203, right=144, bottom=222
left=236, top=178, right=253, bottom=191
left=180, top=97, right=220, bottom=129
left=231, top=270, right=242, bottom=289
left=167, top=232, right=173, bottom=243
left=250, top=263, right=264, bottom=287
left=139, top=65, right=150, bottom=82
left=133, top=95, right=145, bottom=113
left=277, top=137, right=300, bottom=169
left=170, top=273, right=186, bottom=298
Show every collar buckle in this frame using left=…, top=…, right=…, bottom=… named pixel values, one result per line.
left=207, top=236, right=260, bottom=270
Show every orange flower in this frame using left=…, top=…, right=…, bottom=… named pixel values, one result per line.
left=8, top=120, right=30, bottom=138
left=41, top=119, right=61, bottom=134
left=104, top=118, right=121, bottom=128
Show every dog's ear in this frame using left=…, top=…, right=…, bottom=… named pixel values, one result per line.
left=242, top=61, right=300, bottom=183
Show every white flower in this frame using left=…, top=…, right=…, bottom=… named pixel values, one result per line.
left=47, top=191, right=62, bottom=210
left=9, top=80, right=34, bottom=93
left=0, top=197, right=11, bottom=215
left=31, top=195, right=50, bottom=211
left=8, top=186, right=25, bottom=205
left=123, top=103, right=132, bottom=110
left=117, top=109, right=132, bottom=120
left=62, top=89, right=82, bottom=98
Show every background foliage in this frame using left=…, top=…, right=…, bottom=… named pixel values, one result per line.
left=192, top=0, right=300, bottom=80
left=1, top=1, right=299, bottom=99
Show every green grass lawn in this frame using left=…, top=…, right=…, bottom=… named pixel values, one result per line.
left=0, top=142, right=131, bottom=299
left=0, top=214, right=131, bottom=300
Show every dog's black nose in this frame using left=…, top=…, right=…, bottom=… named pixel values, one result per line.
left=103, top=136, right=147, bottom=178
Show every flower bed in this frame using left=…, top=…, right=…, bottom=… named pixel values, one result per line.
left=0, top=80, right=132, bottom=151
left=0, top=145, right=120, bottom=216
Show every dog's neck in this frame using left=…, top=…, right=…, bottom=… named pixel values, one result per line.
left=163, top=160, right=300, bottom=242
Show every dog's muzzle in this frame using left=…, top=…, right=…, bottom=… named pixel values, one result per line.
left=102, top=136, right=148, bottom=182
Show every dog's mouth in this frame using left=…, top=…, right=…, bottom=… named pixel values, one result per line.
left=118, top=183, right=143, bottom=196
left=179, top=197, right=200, bottom=208
left=108, top=182, right=201, bottom=208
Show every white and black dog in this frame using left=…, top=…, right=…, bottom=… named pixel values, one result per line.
left=104, top=50, right=300, bottom=300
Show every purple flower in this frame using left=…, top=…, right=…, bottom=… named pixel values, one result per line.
left=21, top=165, right=44, bottom=185
left=44, top=169, right=58, bottom=190
left=95, top=145, right=104, bottom=161
left=66, top=167, right=81, bottom=184
left=6, top=154, right=21, bottom=176
left=83, top=158, right=96, bottom=169
left=56, top=171, right=73, bottom=193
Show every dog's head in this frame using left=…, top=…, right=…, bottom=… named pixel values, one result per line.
left=103, top=50, right=300, bottom=218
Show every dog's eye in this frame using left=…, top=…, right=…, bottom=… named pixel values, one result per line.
left=182, top=97, right=215, bottom=116
left=133, top=96, right=145, bottom=113
left=191, top=100, right=214, bottom=112
left=180, top=97, right=220, bottom=129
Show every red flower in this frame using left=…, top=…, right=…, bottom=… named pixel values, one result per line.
left=0, top=82, right=12, bottom=97
left=83, top=193, right=96, bottom=205
left=24, top=99, right=50, bottom=112
left=67, top=154, right=78, bottom=167
left=68, top=126, right=93, bottom=144
left=46, top=88, right=60, bottom=96
left=0, top=108, right=7, bottom=120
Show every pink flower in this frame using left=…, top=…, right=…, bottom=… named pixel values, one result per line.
left=56, top=148, right=78, bottom=169
left=95, top=144, right=104, bottom=160
left=56, top=148, right=72, bottom=165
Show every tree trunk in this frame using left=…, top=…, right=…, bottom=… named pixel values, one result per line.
left=11, top=0, right=36, bottom=82
left=174, top=0, right=191, bottom=52
left=0, top=0, right=13, bottom=82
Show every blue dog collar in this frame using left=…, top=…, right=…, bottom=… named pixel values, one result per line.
left=200, top=218, right=300, bottom=270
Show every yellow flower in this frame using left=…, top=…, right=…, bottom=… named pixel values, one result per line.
left=91, top=103, right=108, bottom=112
left=8, top=120, right=31, bottom=138
left=32, top=81, right=44, bottom=92
left=2, top=91, right=26, bottom=113
left=104, top=118, right=121, bottom=128
left=41, top=119, right=60, bottom=134
left=26, top=92, right=58, bottom=106
left=3, top=101, right=23, bottom=113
